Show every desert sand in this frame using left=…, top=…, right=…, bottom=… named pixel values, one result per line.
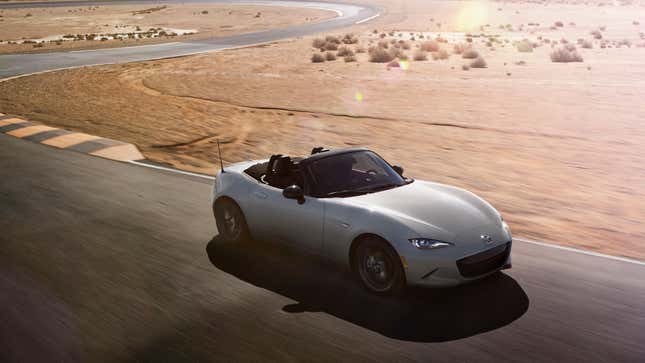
left=1, top=0, right=644, bottom=259
left=0, top=2, right=333, bottom=53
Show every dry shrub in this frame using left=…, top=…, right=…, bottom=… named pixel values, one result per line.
left=453, top=43, right=470, bottom=54
left=413, top=50, right=428, bottom=61
left=581, top=40, right=593, bottom=49
left=555, top=21, right=564, bottom=27
left=368, top=46, right=394, bottom=63
left=324, top=42, right=338, bottom=51
left=325, top=35, right=340, bottom=44
left=344, top=55, right=357, bottom=62
left=432, top=49, right=450, bottom=60
left=462, top=49, right=479, bottom=59
left=312, top=38, right=326, bottom=48
left=337, top=46, right=354, bottom=57
left=516, top=40, right=533, bottom=52
left=378, top=40, right=389, bottom=49
left=590, top=29, right=602, bottom=39
left=470, top=57, right=487, bottom=68
left=550, top=47, right=583, bottom=62
left=401, top=41, right=411, bottom=50
left=420, top=40, right=440, bottom=52
left=462, top=64, right=470, bottom=71
left=325, top=52, right=337, bottom=61
left=342, top=33, right=358, bottom=44
left=633, top=21, right=640, bottom=26
left=564, top=43, right=577, bottom=52
left=387, top=60, right=400, bottom=68
left=355, top=45, right=366, bottom=53
left=311, top=53, right=325, bottom=63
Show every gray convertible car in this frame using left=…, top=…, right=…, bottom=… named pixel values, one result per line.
left=212, top=147, right=512, bottom=294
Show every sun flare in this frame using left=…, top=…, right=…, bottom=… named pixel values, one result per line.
left=456, top=1, right=490, bottom=31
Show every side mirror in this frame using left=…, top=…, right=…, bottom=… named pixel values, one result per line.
left=392, top=165, right=404, bottom=176
left=283, top=185, right=305, bottom=204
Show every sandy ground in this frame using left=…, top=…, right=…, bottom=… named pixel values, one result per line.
left=1, top=0, right=645, bottom=260
left=0, top=3, right=333, bottom=53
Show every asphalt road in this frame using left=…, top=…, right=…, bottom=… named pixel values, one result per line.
left=0, top=0, right=378, bottom=78
left=1, top=133, right=644, bottom=362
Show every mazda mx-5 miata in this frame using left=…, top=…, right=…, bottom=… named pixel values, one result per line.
left=212, top=147, right=512, bottom=294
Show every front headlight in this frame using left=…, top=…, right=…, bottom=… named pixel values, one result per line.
left=409, top=238, right=454, bottom=250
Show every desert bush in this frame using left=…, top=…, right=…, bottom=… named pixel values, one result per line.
left=342, top=33, right=358, bottom=44
left=324, top=42, right=338, bottom=51
left=581, top=39, right=593, bottom=49
left=413, top=50, right=428, bottom=61
left=325, top=52, right=337, bottom=61
left=344, top=55, right=357, bottom=62
left=453, top=43, right=470, bottom=54
left=516, top=40, right=533, bottom=52
left=378, top=40, right=389, bottom=49
left=401, top=41, right=411, bottom=50
left=550, top=47, right=583, bottom=62
left=555, top=21, right=564, bottom=27
left=564, top=43, right=577, bottom=52
left=590, top=29, right=602, bottom=39
left=312, top=38, right=326, bottom=48
left=325, top=35, right=340, bottom=44
left=337, top=46, right=354, bottom=57
left=387, top=60, right=400, bottom=68
left=470, top=56, right=487, bottom=68
left=599, top=26, right=606, bottom=31
left=432, top=49, right=450, bottom=60
left=633, top=21, right=640, bottom=25
left=617, top=39, right=632, bottom=47
left=462, top=64, right=470, bottom=71
left=420, top=40, right=439, bottom=52
left=368, top=46, right=394, bottom=62
left=311, top=53, right=325, bottom=63
left=462, top=49, right=479, bottom=59
left=355, top=45, right=366, bottom=53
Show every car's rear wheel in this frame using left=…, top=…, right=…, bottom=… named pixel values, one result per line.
left=354, top=237, right=405, bottom=295
left=213, top=198, right=250, bottom=243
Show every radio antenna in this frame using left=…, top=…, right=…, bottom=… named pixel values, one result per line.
left=217, top=139, right=225, bottom=173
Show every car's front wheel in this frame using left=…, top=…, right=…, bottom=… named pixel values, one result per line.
left=213, top=198, right=250, bottom=243
left=354, top=236, right=405, bottom=295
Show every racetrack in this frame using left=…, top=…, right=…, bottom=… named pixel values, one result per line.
left=1, top=133, right=644, bottom=362
left=1, top=0, right=644, bottom=361
left=0, top=0, right=379, bottom=78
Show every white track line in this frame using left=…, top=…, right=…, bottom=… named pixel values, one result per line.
left=128, top=160, right=215, bottom=180
left=514, top=237, right=645, bottom=266
left=355, top=13, right=379, bottom=24
left=128, top=160, right=644, bottom=266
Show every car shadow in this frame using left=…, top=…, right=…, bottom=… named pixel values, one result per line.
left=205, top=235, right=529, bottom=343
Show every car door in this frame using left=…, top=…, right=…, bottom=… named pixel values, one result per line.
left=246, top=183, right=325, bottom=255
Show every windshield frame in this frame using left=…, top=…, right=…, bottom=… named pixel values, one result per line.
left=302, top=150, right=411, bottom=198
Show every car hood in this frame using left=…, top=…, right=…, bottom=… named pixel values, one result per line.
left=342, top=180, right=506, bottom=244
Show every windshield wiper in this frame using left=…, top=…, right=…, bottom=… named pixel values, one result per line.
left=326, top=189, right=369, bottom=197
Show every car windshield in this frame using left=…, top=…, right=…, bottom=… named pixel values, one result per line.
left=307, top=151, right=407, bottom=197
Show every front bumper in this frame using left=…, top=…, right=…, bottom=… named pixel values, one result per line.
left=403, top=240, right=513, bottom=287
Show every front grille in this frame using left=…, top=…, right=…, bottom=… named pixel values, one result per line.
left=457, top=242, right=511, bottom=278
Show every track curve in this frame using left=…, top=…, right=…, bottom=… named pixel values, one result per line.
left=0, top=0, right=379, bottom=78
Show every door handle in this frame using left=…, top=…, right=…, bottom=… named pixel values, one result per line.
left=253, top=191, right=268, bottom=199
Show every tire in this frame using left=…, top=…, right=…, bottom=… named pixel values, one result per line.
left=213, top=198, right=250, bottom=243
left=353, top=236, right=405, bottom=295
